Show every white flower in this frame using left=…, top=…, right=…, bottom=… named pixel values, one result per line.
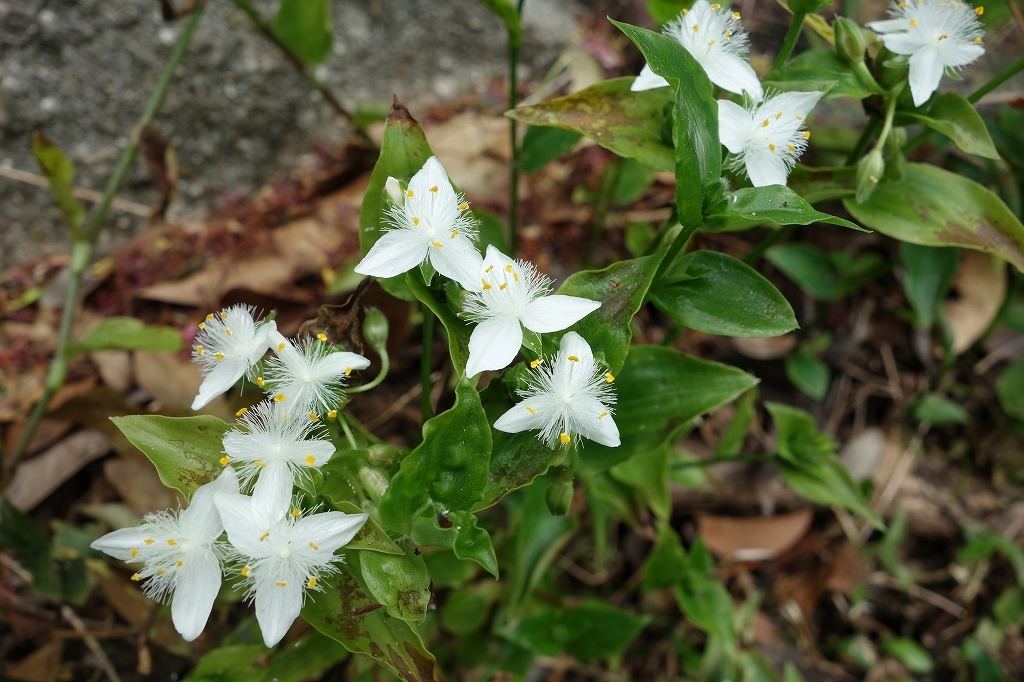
left=214, top=493, right=367, bottom=647
left=463, top=246, right=601, bottom=377
left=191, top=305, right=277, bottom=410
left=262, top=330, right=370, bottom=415
left=868, top=0, right=985, bottom=107
left=90, top=467, right=239, bottom=641
left=631, top=1, right=763, bottom=101
left=222, top=399, right=335, bottom=526
left=354, top=156, right=484, bottom=291
left=493, top=332, right=619, bottom=448
left=718, top=91, right=823, bottom=187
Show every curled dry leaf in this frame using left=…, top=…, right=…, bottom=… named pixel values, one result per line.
left=945, top=250, right=1006, bottom=355
left=103, top=458, right=184, bottom=516
left=696, top=508, right=814, bottom=561
left=5, top=429, right=110, bottom=512
left=731, top=334, right=797, bottom=360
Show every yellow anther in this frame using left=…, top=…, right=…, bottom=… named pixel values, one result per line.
left=220, top=455, right=230, bottom=466
left=307, top=576, right=318, bottom=588
left=526, top=406, right=536, bottom=415
left=938, top=33, right=948, bottom=40
left=167, top=539, right=177, bottom=546
left=776, top=111, right=783, bottom=119
left=176, top=559, right=183, bottom=567
left=708, top=39, right=715, bottom=45
left=710, top=2, right=720, bottom=7
left=317, top=333, right=328, bottom=342
left=682, top=8, right=687, bottom=14
left=975, top=5, right=983, bottom=14
left=725, top=30, right=733, bottom=39
left=429, top=185, right=438, bottom=192
left=305, top=454, right=315, bottom=467
left=254, top=460, right=266, bottom=467
left=241, top=566, right=251, bottom=577
left=215, top=352, right=225, bottom=361
left=802, top=131, right=811, bottom=139
left=974, top=36, right=982, bottom=43
left=692, top=23, right=699, bottom=31
left=412, top=216, right=420, bottom=225
left=482, top=278, right=491, bottom=290
left=485, top=265, right=494, bottom=273
left=259, top=532, right=270, bottom=542
left=788, top=144, right=796, bottom=151
left=281, top=412, right=290, bottom=420
left=224, top=327, right=232, bottom=336
left=605, top=372, right=615, bottom=382
left=560, top=432, right=571, bottom=444
left=206, top=313, right=214, bottom=321
left=196, top=345, right=204, bottom=355
left=144, top=538, right=154, bottom=545
left=156, top=568, right=167, bottom=575
left=505, top=264, right=513, bottom=272
left=513, top=272, right=519, bottom=281
left=869, top=175, right=878, bottom=183
left=769, top=144, right=776, bottom=151
left=273, top=393, right=285, bottom=402
left=131, top=548, right=139, bottom=558
left=198, top=322, right=205, bottom=330
left=309, top=541, right=319, bottom=550
left=567, top=355, right=580, bottom=362
left=327, top=409, right=337, bottom=418
left=499, top=283, right=508, bottom=290
left=909, top=18, right=918, bottom=25
left=131, top=573, right=141, bottom=581
left=762, top=119, right=770, bottom=127
left=433, top=241, right=443, bottom=248
left=220, top=311, right=228, bottom=320
left=598, top=411, right=608, bottom=419
left=733, top=11, right=741, bottom=18
left=345, top=366, right=352, bottom=376
left=530, top=359, right=543, bottom=368
left=458, top=202, right=469, bottom=211
left=291, top=508, right=301, bottom=518
left=236, top=407, right=248, bottom=417
left=277, top=342, right=286, bottom=351
left=257, top=377, right=265, bottom=387
left=406, top=189, right=414, bottom=198
left=450, top=229, right=459, bottom=239
left=275, top=580, right=288, bottom=587
left=795, top=115, right=803, bottom=120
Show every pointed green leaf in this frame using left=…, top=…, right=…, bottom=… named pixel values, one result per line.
left=273, top=0, right=332, bottom=64
left=32, top=133, right=86, bottom=232
left=766, top=243, right=889, bottom=301
left=898, top=92, right=999, bottom=160
left=410, top=506, right=498, bottom=577
left=706, top=185, right=862, bottom=231
left=502, top=601, right=650, bottom=662
left=785, top=350, right=831, bottom=400
left=110, top=415, right=229, bottom=496
left=762, top=48, right=873, bottom=100
left=900, top=243, right=960, bottom=329
left=360, top=545, right=431, bottom=622
left=264, top=633, right=349, bottom=682
left=610, top=445, right=670, bottom=520
left=643, top=521, right=687, bottom=590
left=69, top=317, right=182, bottom=357
left=184, top=645, right=267, bottom=682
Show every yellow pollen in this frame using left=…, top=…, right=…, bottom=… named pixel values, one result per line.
left=257, top=377, right=265, bottom=387
left=220, top=312, right=228, bottom=320
left=710, top=2, right=720, bottom=7
left=938, top=33, right=948, bottom=40
left=145, top=538, right=154, bottom=545
left=975, top=6, right=983, bottom=14
left=196, top=345, right=204, bottom=355
left=482, top=281, right=492, bottom=291
left=131, top=548, right=138, bottom=558
left=215, top=352, right=225, bottom=361
left=526, top=406, right=536, bottom=415
left=327, top=409, right=337, bottom=418
left=530, top=359, right=542, bottom=368
left=762, top=119, right=770, bottom=127
left=458, top=202, right=469, bottom=211
left=605, top=372, right=615, bottom=382
left=769, top=144, right=776, bottom=151
left=220, top=455, right=230, bottom=466
left=708, top=39, right=715, bottom=46
left=795, top=115, right=803, bottom=120
left=255, top=460, right=270, bottom=468
left=869, top=175, right=878, bottom=183
left=308, top=412, right=319, bottom=421
left=788, top=144, right=796, bottom=151
left=224, top=327, right=232, bottom=336
left=505, top=264, right=513, bottom=272
left=277, top=342, right=286, bottom=351
left=309, top=542, right=319, bottom=550
left=909, top=18, right=918, bottom=25
left=241, top=566, right=251, bottom=577
left=345, top=367, right=352, bottom=376
left=433, top=241, right=443, bottom=248
left=733, top=11, right=740, bottom=18
left=567, top=355, right=580, bottom=362
left=499, top=283, right=508, bottom=290
left=307, top=576, right=318, bottom=588
left=236, top=407, right=248, bottom=417
left=274, top=393, right=286, bottom=402
left=692, top=23, right=699, bottom=31
left=275, top=580, right=287, bottom=587
left=167, top=539, right=176, bottom=546
left=198, top=322, right=205, bottom=330
left=412, top=217, right=420, bottom=226
left=131, top=573, right=141, bottom=581
left=513, top=272, right=519, bottom=282
left=450, top=229, right=459, bottom=239
left=429, top=185, right=438, bottom=192
left=206, top=313, right=214, bottom=321
left=156, top=568, right=166, bottom=575
left=725, top=30, right=733, bottom=39
left=176, top=560, right=182, bottom=567
left=259, top=532, right=270, bottom=542
left=317, top=333, right=328, bottom=342
left=281, top=412, right=290, bottom=420
left=776, top=111, right=783, bottom=119
left=803, top=131, right=811, bottom=140
left=305, top=454, right=315, bottom=466
left=898, top=1, right=907, bottom=5
left=560, top=432, right=571, bottom=444
left=598, top=411, right=608, bottom=419
left=682, top=8, right=687, bottom=14
left=406, top=190, right=414, bottom=198
left=485, top=265, right=494, bottom=273
left=291, top=508, right=301, bottom=518
left=974, top=36, right=982, bottom=43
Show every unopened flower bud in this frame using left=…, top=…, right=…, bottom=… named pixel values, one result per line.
left=834, top=16, right=866, bottom=66
left=358, top=467, right=389, bottom=502
left=362, top=307, right=389, bottom=354
left=384, top=177, right=404, bottom=206
left=855, top=149, right=885, bottom=203
left=367, top=443, right=398, bottom=467
left=545, top=480, right=574, bottom=516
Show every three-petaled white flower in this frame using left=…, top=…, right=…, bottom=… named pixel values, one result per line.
left=262, top=331, right=370, bottom=416
left=90, top=467, right=239, bottom=641
left=631, top=1, right=762, bottom=101
left=464, top=246, right=601, bottom=378
left=868, top=0, right=985, bottom=107
left=718, top=91, right=823, bottom=187
left=222, top=399, right=335, bottom=526
left=214, top=493, right=367, bottom=647
left=494, top=332, right=619, bottom=448
left=355, top=156, right=484, bottom=291
left=191, top=305, right=276, bottom=410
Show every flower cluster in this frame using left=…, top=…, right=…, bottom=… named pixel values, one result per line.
left=356, top=156, right=620, bottom=448
left=92, top=308, right=371, bottom=646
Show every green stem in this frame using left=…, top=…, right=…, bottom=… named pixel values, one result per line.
left=346, top=350, right=390, bottom=394
left=846, top=115, right=881, bottom=166
left=743, top=224, right=796, bottom=264
left=875, top=82, right=903, bottom=152
left=675, top=454, right=773, bottom=468
left=338, top=413, right=359, bottom=450
left=652, top=223, right=699, bottom=285
left=11, top=6, right=205, bottom=463
left=420, top=306, right=435, bottom=423
left=585, top=159, right=621, bottom=266
left=773, top=11, right=806, bottom=72
left=507, top=0, right=526, bottom=255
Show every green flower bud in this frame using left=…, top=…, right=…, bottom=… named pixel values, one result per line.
left=834, top=17, right=866, bottom=66
left=545, top=480, right=574, bottom=516
left=358, top=467, right=389, bottom=502
left=855, top=149, right=885, bottom=203
left=367, top=443, right=398, bottom=467
left=362, top=307, right=389, bottom=354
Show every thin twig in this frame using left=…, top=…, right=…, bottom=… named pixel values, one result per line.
left=0, top=166, right=151, bottom=217
left=12, top=5, right=205, bottom=462
left=62, top=605, right=123, bottom=682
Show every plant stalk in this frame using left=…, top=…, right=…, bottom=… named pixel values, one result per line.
left=507, top=0, right=526, bottom=255
left=420, top=307, right=435, bottom=423
left=11, top=5, right=205, bottom=463
left=347, top=350, right=390, bottom=394
left=773, top=11, right=806, bottom=72
left=846, top=115, right=881, bottom=166
left=743, top=224, right=796, bottom=264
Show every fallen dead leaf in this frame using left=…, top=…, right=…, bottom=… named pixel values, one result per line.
left=839, top=427, right=886, bottom=482
left=731, top=335, right=797, bottom=360
left=3, top=418, right=72, bottom=465
left=7, top=640, right=64, bottom=682
left=95, top=569, right=158, bottom=628
left=824, top=541, right=865, bottom=595
left=104, top=458, right=185, bottom=516
left=4, top=429, right=111, bottom=512
left=428, top=112, right=511, bottom=202
left=90, top=349, right=134, bottom=393
left=697, top=508, right=814, bottom=561
left=945, top=251, right=1006, bottom=355
left=133, top=350, right=231, bottom=418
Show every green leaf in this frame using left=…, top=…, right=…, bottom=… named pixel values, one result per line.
left=643, top=521, right=687, bottom=590
left=959, top=532, right=1024, bottom=585
left=422, top=549, right=477, bottom=588
left=613, top=157, right=656, bottom=206
left=898, top=93, right=999, bottom=160
left=507, top=78, right=674, bottom=172
left=359, top=102, right=436, bottom=300
left=476, top=0, right=523, bottom=47
left=552, top=253, right=665, bottom=375
left=517, top=126, right=582, bottom=173
left=612, top=20, right=718, bottom=226
left=785, top=350, right=831, bottom=400
left=410, top=507, right=498, bottom=578
left=359, top=545, right=431, bottom=622
left=651, top=250, right=798, bottom=337
left=766, top=243, right=889, bottom=301
left=474, top=208, right=508, bottom=253
left=646, top=0, right=690, bottom=24
left=505, top=477, right=576, bottom=611
left=787, top=164, right=857, bottom=204
left=963, top=638, right=1005, bottom=682
left=766, top=402, right=836, bottom=464
left=705, top=185, right=862, bottom=231
left=184, top=644, right=267, bottom=682
left=325, top=498, right=403, bottom=555
left=844, top=163, right=1024, bottom=273
left=583, top=346, right=759, bottom=472
left=32, top=133, right=86, bottom=232
left=675, top=576, right=735, bottom=648
left=265, top=633, right=349, bottom=682
left=900, top=244, right=960, bottom=329
left=882, top=638, right=934, bottom=674
left=0, top=499, right=59, bottom=598
left=408, top=271, right=474, bottom=376
left=762, top=48, right=873, bottom=100
left=997, top=357, right=1024, bottom=420
left=610, top=445, right=671, bottom=520
left=110, top=415, right=229, bottom=496
left=273, top=0, right=332, bottom=64
left=715, top=389, right=756, bottom=458
left=503, top=601, right=650, bottom=662
left=379, top=379, right=491, bottom=532
left=69, top=317, right=182, bottom=357
left=994, top=586, right=1024, bottom=628
left=302, top=555, right=439, bottom=682
left=440, top=583, right=497, bottom=635
left=913, top=393, right=968, bottom=425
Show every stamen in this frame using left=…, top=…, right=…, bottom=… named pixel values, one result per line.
left=450, top=229, right=459, bottom=239
left=196, top=345, right=204, bottom=355
left=215, top=352, right=225, bottom=361
left=776, top=111, right=783, bottom=119
left=309, top=541, right=319, bottom=550
left=275, top=580, right=288, bottom=587
left=305, top=454, right=315, bottom=466
left=241, top=566, right=251, bottom=577
left=482, top=278, right=492, bottom=290
left=412, top=217, right=420, bottom=226
left=725, top=30, right=733, bottom=39
left=732, top=11, right=740, bottom=18
left=224, top=327, right=232, bottom=336
left=277, top=342, right=286, bottom=351
left=938, top=33, right=948, bottom=40
left=974, top=37, right=982, bottom=43
left=458, top=202, right=469, bottom=211
left=259, top=532, right=270, bottom=542
left=560, top=432, right=571, bottom=444
left=769, top=144, right=776, bottom=151
left=236, top=407, right=248, bottom=417
left=526, top=406, right=536, bottom=415
left=406, top=190, right=414, bottom=198
left=291, top=508, right=301, bottom=518
left=198, top=322, right=205, bottom=330
left=206, top=313, right=214, bottom=322
left=909, top=18, right=917, bottom=25
left=131, top=548, right=138, bottom=558
left=530, top=359, right=543, bottom=368
left=975, top=6, right=984, bottom=14
left=308, top=412, right=319, bottom=421
left=505, top=264, right=513, bottom=272
left=708, top=39, right=715, bottom=46
left=274, top=393, right=286, bottom=402
left=802, top=131, right=811, bottom=140
left=788, top=144, right=796, bottom=151
left=220, top=455, right=230, bottom=466
left=762, top=119, right=770, bottom=127
left=692, top=23, right=699, bottom=31
left=433, top=241, right=443, bottom=248
left=795, top=115, right=803, bottom=120
left=605, top=372, right=615, bottom=383
left=345, top=367, right=352, bottom=376
left=176, top=559, right=183, bottom=567
left=512, top=272, right=519, bottom=281
left=166, top=539, right=176, bottom=546
left=131, top=573, right=141, bottom=581
left=257, top=377, right=265, bottom=387
left=499, top=283, right=508, bottom=290
left=710, top=2, right=720, bottom=7
left=145, top=538, right=154, bottom=545
left=429, top=185, right=439, bottom=192
left=220, top=312, right=228, bottom=320
left=327, top=409, right=338, bottom=418
left=485, top=265, right=494, bottom=273
left=307, top=576, right=318, bottom=588
left=567, top=355, right=580, bottom=362
left=598, top=411, right=608, bottom=419
left=156, top=568, right=167, bottom=575
left=254, top=460, right=267, bottom=467
left=317, top=333, right=328, bottom=342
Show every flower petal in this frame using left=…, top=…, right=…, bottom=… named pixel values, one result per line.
left=630, top=63, right=669, bottom=92
left=717, top=100, right=752, bottom=154
left=428, top=233, right=485, bottom=291
left=571, top=397, right=620, bottom=447
left=466, top=318, right=523, bottom=377
left=314, top=351, right=372, bottom=382
left=170, top=549, right=221, bottom=641
left=287, top=439, right=335, bottom=469
left=744, top=147, right=790, bottom=187
left=295, top=511, right=368, bottom=555
left=192, top=360, right=245, bottom=410
left=521, top=295, right=601, bottom=334
left=493, top=395, right=557, bottom=434
left=876, top=31, right=921, bottom=56
left=248, top=320, right=278, bottom=365
left=866, top=18, right=906, bottom=34
left=90, top=526, right=159, bottom=562
left=481, top=244, right=516, bottom=277
left=354, top=229, right=429, bottom=280
left=179, top=467, right=238, bottom=542
left=765, top=91, right=822, bottom=119
left=909, top=47, right=945, bottom=107
left=252, top=460, right=294, bottom=529
left=558, top=331, right=595, bottom=367
left=215, top=493, right=273, bottom=559
left=702, top=53, right=763, bottom=101
left=408, top=156, right=453, bottom=199
left=255, top=575, right=304, bottom=647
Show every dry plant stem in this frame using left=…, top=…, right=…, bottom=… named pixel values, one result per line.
left=62, top=605, right=123, bottom=682
left=11, top=5, right=205, bottom=463
left=507, top=0, right=526, bottom=255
